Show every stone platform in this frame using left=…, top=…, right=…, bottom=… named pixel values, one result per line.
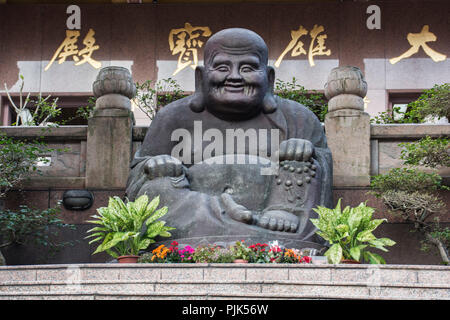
left=0, top=263, right=449, bottom=300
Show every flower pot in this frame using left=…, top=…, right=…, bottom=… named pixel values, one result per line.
left=117, top=255, right=140, bottom=263
left=341, top=259, right=361, bottom=264
left=233, top=259, right=248, bottom=263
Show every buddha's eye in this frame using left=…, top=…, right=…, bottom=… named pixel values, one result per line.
left=215, top=65, right=229, bottom=72
left=240, top=65, right=257, bottom=73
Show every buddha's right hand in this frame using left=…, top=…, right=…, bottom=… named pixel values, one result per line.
left=144, top=155, right=184, bottom=180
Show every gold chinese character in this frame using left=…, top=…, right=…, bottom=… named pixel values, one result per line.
left=308, top=25, right=331, bottom=67
left=390, top=25, right=446, bottom=64
left=75, top=28, right=101, bottom=69
left=45, top=28, right=101, bottom=71
left=45, top=30, right=80, bottom=71
left=169, top=22, right=212, bottom=75
left=275, top=25, right=331, bottom=68
left=274, top=26, right=308, bottom=68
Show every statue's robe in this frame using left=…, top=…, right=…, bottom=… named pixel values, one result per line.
left=126, top=96, right=332, bottom=249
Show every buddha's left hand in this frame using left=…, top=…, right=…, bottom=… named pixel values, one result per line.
left=278, top=138, right=315, bottom=162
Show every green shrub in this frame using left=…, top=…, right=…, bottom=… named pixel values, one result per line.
left=0, top=205, right=75, bottom=264
left=399, top=136, right=450, bottom=168
left=275, top=78, right=328, bottom=122
left=134, top=78, right=187, bottom=120
left=370, top=168, right=444, bottom=195
left=408, top=83, right=450, bottom=121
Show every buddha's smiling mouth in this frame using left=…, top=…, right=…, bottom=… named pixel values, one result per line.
left=217, top=84, right=255, bottom=96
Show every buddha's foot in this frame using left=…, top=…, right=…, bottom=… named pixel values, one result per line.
left=221, top=193, right=253, bottom=224
left=255, top=210, right=299, bottom=233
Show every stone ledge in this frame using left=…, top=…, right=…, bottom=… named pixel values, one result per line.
left=371, top=124, right=450, bottom=139
left=0, top=264, right=448, bottom=300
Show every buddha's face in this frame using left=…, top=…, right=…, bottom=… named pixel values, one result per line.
left=203, top=51, right=269, bottom=118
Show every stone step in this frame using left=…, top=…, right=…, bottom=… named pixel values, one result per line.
left=0, top=279, right=448, bottom=300
left=0, top=264, right=449, bottom=300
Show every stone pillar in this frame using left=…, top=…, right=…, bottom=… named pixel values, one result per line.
left=324, top=66, right=371, bottom=187
left=86, top=66, right=136, bottom=189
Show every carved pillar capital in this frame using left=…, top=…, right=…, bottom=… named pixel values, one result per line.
left=325, top=66, right=367, bottom=112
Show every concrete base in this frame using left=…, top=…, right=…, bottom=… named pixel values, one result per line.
left=0, top=264, right=448, bottom=300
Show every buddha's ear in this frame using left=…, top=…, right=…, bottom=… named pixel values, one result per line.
left=262, top=66, right=277, bottom=114
left=188, top=66, right=205, bottom=113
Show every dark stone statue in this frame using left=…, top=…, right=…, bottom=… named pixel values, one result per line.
left=126, top=28, right=333, bottom=250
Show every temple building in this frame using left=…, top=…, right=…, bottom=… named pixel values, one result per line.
left=0, top=0, right=448, bottom=125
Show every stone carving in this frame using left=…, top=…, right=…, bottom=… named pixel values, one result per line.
left=126, top=28, right=333, bottom=249
left=324, top=66, right=367, bottom=112
left=93, top=66, right=136, bottom=110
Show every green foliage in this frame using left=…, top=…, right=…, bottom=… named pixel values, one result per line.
left=275, top=78, right=328, bottom=122
left=0, top=133, right=55, bottom=198
left=0, top=204, right=75, bottom=254
left=370, top=137, right=449, bottom=263
left=408, top=83, right=450, bottom=121
left=370, top=168, right=445, bottom=196
left=134, top=78, right=186, bottom=120
left=371, top=83, right=450, bottom=124
left=86, top=195, right=175, bottom=258
left=310, top=199, right=395, bottom=264
left=231, top=240, right=252, bottom=261
left=399, top=136, right=450, bottom=168
left=370, top=105, right=423, bottom=124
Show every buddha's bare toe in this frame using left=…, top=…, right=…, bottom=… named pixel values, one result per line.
left=221, top=193, right=253, bottom=224
left=257, top=210, right=298, bottom=233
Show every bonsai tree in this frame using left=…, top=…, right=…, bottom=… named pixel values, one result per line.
left=86, top=194, right=175, bottom=259
left=310, top=199, right=396, bottom=264
left=408, top=83, right=450, bottom=122
left=371, top=136, right=450, bottom=264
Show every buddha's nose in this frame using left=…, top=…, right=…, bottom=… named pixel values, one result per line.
left=227, top=67, right=243, bottom=81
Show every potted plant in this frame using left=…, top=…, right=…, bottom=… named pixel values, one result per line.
left=231, top=240, right=251, bottom=263
left=310, top=199, right=396, bottom=264
left=86, top=194, right=175, bottom=263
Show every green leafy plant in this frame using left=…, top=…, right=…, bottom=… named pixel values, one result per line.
left=399, top=136, right=450, bottom=168
left=408, top=83, right=450, bottom=121
left=275, top=78, right=328, bottom=122
left=370, top=168, right=445, bottom=194
left=0, top=204, right=75, bottom=265
left=310, top=199, right=396, bottom=264
left=0, top=133, right=56, bottom=198
left=231, top=240, right=252, bottom=261
left=134, top=78, right=186, bottom=120
left=86, top=195, right=175, bottom=259
left=370, top=105, right=423, bottom=124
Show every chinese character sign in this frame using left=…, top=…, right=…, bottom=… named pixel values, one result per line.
left=275, top=24, right=331, bottom=68
left=169, top=22, right=212, bottom=76
left=45, top=28, right=102, bottom=71
left=390, top=25, right=446, bottom=64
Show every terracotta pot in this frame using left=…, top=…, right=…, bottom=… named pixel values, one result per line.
left=117, top=255, right=140, bottom=263
left=341, top=259, right=361, bottom=264
left=233, top=259, right=249, bottom=263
